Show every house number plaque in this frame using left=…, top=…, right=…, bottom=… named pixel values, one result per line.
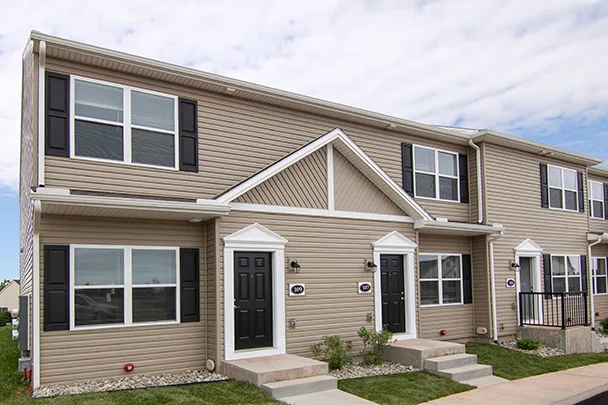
left=289, top=284, right=306, bottom=296
left=358, top=282, right=372, bottom=294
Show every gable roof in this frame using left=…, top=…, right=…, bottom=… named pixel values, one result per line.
left=216, top=128, right=434, bottom=220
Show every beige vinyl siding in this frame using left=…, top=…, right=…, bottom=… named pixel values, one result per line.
left=43, top=57, right=467, bottom=221
left=218, top=211, right=416, bottom=361
left=418, top=235, right=471, bottom=254
left=234, top=148, right=327, bottom=209
left=334, top=150, right=404, bottom=215
left=472, top=236, right=491, bottom=339
left=484, top=142, right=589, bottom=337
left=592, top=244, right=608, bottom=325
left=39, top=215, right=207, bottom=386
left=205, top=218, right=217, bottom=364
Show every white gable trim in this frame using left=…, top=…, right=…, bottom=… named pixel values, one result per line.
left=373, top=231, right=417, bottom=252
left=216, top=128, right=433, bottom=221
left=514, top=239, right=543, bottom=256
left=224, top=223, right=288, bottom=249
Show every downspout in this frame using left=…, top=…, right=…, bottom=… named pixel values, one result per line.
left=588, top=235, right=603, bottom=328
left=32, top=200, right=41, bottom=390
left=488, top=230, right=503, bottom=343
left=468, top=139, right=483, bottom=224
left=38, top=40, right=46, bottom=186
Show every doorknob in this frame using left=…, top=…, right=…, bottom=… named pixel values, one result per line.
left=400, top=297, right=405, bottom=301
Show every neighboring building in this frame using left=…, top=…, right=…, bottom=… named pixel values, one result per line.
left=0, top=279, right=20, bottom=313
left=18, top=31, right=608, bottom=390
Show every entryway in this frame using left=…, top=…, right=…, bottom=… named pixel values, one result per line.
left=519, top=257, right=535, bottom=322
left=381, top=254, right=405, bottom=333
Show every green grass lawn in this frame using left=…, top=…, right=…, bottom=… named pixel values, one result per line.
left=0, top=326, right=282, bottom=405
left=338, top=372, right=473, bottom=405
left=467, top=342, right=608, bottom=380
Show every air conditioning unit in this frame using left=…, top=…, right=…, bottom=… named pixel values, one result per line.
left=12, top=329, right=18, bottom=341
left=12, top=319, right=19, bottom=328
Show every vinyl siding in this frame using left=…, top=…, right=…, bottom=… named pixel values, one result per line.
left=234, top=148, right=327, bottom=209
left=484, top=142, right=589, bottom=337
left=472, top=236, right=491, bottom=339
left=38, top=216, right=207, bottom=386
left=591, top=243, right=608, bottom=325
left=334, top=150, right=404, bottom=215
left=205, top=218, right=218, bottom=364
left=43, top=57, right=468, bottom=221
left=218, top=211, right=417, bottom=362
left=588, top=175, right=608, bottom=234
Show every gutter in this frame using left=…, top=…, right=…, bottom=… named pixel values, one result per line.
left=588, top=235, right=604, bottom=327
left=488, top=230, right=504, bottom=343
left=468, top=139, right=483, bottom=223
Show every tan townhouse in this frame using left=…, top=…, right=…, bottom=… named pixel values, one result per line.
left=17, top=31, right=607, bottom=391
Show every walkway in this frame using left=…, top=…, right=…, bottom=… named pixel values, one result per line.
left=421, top=363, right=608, bottom=405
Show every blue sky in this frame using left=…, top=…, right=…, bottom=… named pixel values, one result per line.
left=1, top=0, right=608, bottom=280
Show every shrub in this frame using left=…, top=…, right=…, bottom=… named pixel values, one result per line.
left=0, top=311, right=11, bottom=326
left=600, top=317, right=608, bottom=334
left=310, top=335, right=352, bottom=370
left=516, top=338, right=540, bottom=351
left=358, top=327, right=393, bottom=365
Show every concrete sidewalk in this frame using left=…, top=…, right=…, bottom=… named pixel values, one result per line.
left=421, top=363, right=608, bottom=405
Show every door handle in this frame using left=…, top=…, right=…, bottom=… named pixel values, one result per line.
left=234, top=305, right=241, bottom=309
left=400, top=297, right=405, bottom=301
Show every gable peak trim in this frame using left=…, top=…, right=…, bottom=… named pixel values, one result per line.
left=514, top=238, right=543, bottom=255
left=223, top=223, right=288, bottom=246
left=373, top=231, right=417, bottom=250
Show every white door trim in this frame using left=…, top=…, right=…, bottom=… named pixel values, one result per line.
left=515, top=239, right=543, bottom=325
left=223, top=223, right=287, bottom=361
left=373, top=231, right=417, bottom=340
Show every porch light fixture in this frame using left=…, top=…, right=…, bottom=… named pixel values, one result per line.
left=366, top=259, right=378, bottom=273
left=510, top=261, right=521, bottom=271
left=289, top=260, right=301, bottom=274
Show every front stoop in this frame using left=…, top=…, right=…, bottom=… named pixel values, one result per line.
left=601, top=337, right=608, bottom=352
left=385, top=339, right=465, bottom=369
left=261, top=375, right=337, bottom=398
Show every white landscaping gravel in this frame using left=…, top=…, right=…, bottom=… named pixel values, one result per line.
left=33, top=370, right=229, bottom=398
left=498, top=341, right=564, bottom=357
left=330, top=362, right=417, bottom=380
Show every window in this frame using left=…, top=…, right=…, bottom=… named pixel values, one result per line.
left=551, top=255, right=581, bottom=293
left=548, top=165, right=578, bottom=211
left=592, top=257, right=607, bottom=295
left=72, top=77, right=178, bottom=168
left=413, top=146, right=459, bottom=201
left=0, top=307, right=7, bottom=312
left=589, top=181, right=605, bottom=219
left=419, top=254, right=462, bottom=305
left=72, top=245, right=179, bottom=329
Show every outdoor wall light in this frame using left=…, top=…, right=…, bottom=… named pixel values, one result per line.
left=289, top=260, right=301, bottom=274
left=366, top=259, right=378, bottom=273
left=510, top=261, right=521, bottom=270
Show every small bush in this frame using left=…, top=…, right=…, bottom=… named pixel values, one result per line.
left=0, top=311, right=11, bottom=326
left=310, top=335, right=352, bottom=370
left=358, top=327, right=393, bottom=365
left=516, top=338, right=540, bottom=351
left=600, top=317, right=608, bottom=333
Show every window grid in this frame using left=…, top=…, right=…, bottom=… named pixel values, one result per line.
left=413, top=145, right=460, bottom=202
left=551, top=255, right=581, bottom=293
left=547, top=165, right=579, bottom=212
left=419, top=254, right=463, bottom=306
left=592, top=257, right=607, bottom=295
left=588, top=180, right=605, bottom=219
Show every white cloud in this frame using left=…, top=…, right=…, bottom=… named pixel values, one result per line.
left=1, top=0, right=607, bottom=190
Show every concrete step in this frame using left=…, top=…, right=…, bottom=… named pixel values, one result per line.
left=261, top=375, right=337, bottom=398
left=434, top=364, right=493, bottom=382
left=385, top=339, right=466, bottom=369
left=280, top=389, right=377, bottom=405
left=223, top=354, right=328, bottom=386
left=424, top=353, right=478, bottom=372
left=461, top=375, right=509, bottom=388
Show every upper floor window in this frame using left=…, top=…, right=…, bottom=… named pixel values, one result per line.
left=592, top=257, right=607, bottom=295
left=413, top=146, right=459, bottom=201
left=547, top=165, right=579, bottom=211
left=589, top=181, right=605, bottom=219
left=73, top=77, right=178, bottom=169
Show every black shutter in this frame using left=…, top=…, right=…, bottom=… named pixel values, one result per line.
left=540, top=163, right=549, bottom=208
left=577, top=171, right=585, bottom=213
left=604, top=183, right=608, bottom=219
left=179, top=98, right=198, bottom=172
left=401, top=143, right=414, bottom=197
left=462, top=254, right=472, bottom=304
left=581, top=255, right=588, bottom=293
left=543, top=254, right=552, bottom=299
left=45, top=72, right=70, bottom=157
left=44, top=245, right=69, bottom=331
left=180, top=248, right=200, bottom=323
left=458, top=154, right=469, bottom=203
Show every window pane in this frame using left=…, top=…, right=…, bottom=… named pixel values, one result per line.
left=415, top=173, right=436, bottom=198
left=419, top=256, right=438, bottom=279
left=568, top=277, right=581, bottom=292
left=592, top=201, right=604, bottom=218
left=549, top=188, right=563, bottom=209
left=442, top=256, right=461, bottom=279
left=438, top=152, right=457, bottom=176
left=131, top=91, right=175, bottom=131
left=75, top=120, right=123, bottom=161
left=415, top=147, right=435, bottom=172
left=564, top=190, right=577, bottom=211
left=132, top=287, right=176, bottom=322
left=563, top=170, right=577, bottom=190
left=132, top=249, right=176, bottom=285
left=597, top=277, right=607, bottom=294
left=75, top=248, right=124, bottom=286
left=75, top=288, right=124, bottom=326
left=439, top=177, right=458, bottom=201
left=598, top=259, right=607, bottom=275
left=75, top=80, right=123, bottom=122
left=548, top=166, right=562, bottom=188
left=591, top=181, right=604, bottom=200
left=442, top=280, right=461, bottom=304
left=131, top=128, right=175, bottom=167
left=420, top=281, right=439, bottom=305
left=567, top=256, right=580, bottom=276
left=552, top=256, right=565, bottom=276
left=553, top=277, right=566, bottom=293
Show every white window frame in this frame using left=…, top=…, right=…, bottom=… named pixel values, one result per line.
left=550, top=254, right=582, bottom=294
left=592, top=257, right=608, bottom=296
left=547, top=165, right=579, bottom=212
left=419, top=253, right=464, bottom=307
left=588, top=180, right=605, bottom=220
left=70, top=75, right=179, bottom=170
left=69, top=244, right=180, bottom=331
left=413, top=145, right=460, bottom=202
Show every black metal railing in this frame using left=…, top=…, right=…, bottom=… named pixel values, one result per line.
left=519, top=292, right=588, bottom=329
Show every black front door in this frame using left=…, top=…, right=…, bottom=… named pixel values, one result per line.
left=234, top=252, right=273, bottom=350
left=381, top=254, right=405, bottom=333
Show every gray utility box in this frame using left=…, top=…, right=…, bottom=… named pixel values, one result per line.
left=18, top=357, right=31, bottom=373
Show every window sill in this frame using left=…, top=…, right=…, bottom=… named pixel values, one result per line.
left=414, top=195, right=463, bottom=204
left=68, top=155, right=179, bottom=171
left=70, top=320, right=180, bottom=332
